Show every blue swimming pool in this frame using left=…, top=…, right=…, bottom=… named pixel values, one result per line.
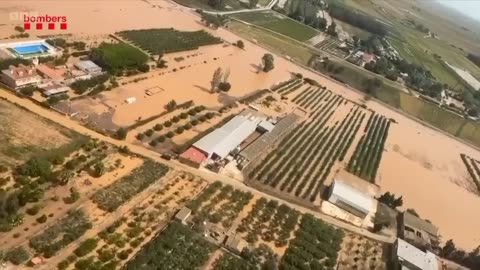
left=13, top=43, right=49, bottom=55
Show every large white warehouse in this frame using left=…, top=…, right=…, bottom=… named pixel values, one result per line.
left=328, top=180, right=375, bottom=218
left=193, top=113, right=263, bottom=160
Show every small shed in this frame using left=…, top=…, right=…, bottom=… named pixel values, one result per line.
left=328, top=180, right=374, bottom=218
left=125, top=97, right=136, bottom=104
left=175, top=207, right=192, bottom=224
left=257, top=120, right=275, bottom=133
left=74, top=60, right=102, bottom=75
left=225, top=234, right=248, bottom=254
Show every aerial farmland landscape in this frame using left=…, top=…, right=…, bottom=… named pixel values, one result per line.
left=0, top=0, right=479, bottom=269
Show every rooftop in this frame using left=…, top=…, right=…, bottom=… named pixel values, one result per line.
left=36, top=64, right=65, bottom=80
left=74, top=60, right=101, bottom=71
left=225, top=234, right=248, bottom=253
left=2, top=64, right=39, bottom=79
left=396, top=238, right=440, bottom=270
left=334, top=170, right=380, bottom=197
left=194, top=112, right=264, bottom=159
left=329, top=180, right=374, bottom=214
left=175, top=207, right=191, bottom=222
left=180, top=147, right=208, bottom=164
left=403, top=211, right=439, bottom=237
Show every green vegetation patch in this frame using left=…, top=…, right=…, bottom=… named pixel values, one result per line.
left=124, top=222, right=215, bottom=269
left=187, top=181, right=253, bottom=228
left=228, top=21, right=314, bottom=65
left=231, top=11, right=319, bottom=42
left=117, top=28, right=222, bottom=54
left=90, top=42, right=148, bottom=71
left=280, top=214, right=344, bottom=269
left=92, top=160, right=169, bottom=212
left=347, top=114, right=391, bottom=183
left=30, top=210, right=92, bottom=257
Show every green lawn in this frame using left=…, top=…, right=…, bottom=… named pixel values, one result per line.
left=388, top=35, right=475, bottom=92
left=228, top=20, right=314, bottom=64
left=231, top=11, right=319, bottom=42
left=173, top=0, right=246, bottom=11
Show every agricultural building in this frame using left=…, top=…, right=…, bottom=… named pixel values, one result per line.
left=392, top=238, right=440, bottom=270
left=174, top=207, right=192, bottom=224
left=74, top=60, right=102, bottom=75
left=237, top=113, right=299, bottom=167
left=327, top=179, right=375, bottom=218
left=400, top=211, right=439, bottom=251
left=225, top=234, right=248, bottom=254
left=179, top=147, right=208, bottom=168
left=1, top=64, right=41, bottom=89
left=193, top=112, right=263, bottom=160
left=38, top=82, right=70, bottom=96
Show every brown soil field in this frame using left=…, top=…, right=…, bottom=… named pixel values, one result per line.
left=0, top=0, right=479, bottom=250
left=0, top=99, right=72, bottom=166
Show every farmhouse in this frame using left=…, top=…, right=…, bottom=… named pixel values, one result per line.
left=174, top=207, right=192, bottom=224
left=400, top=211, right=439, bottom=251
left=1, top=64, right=41, bottom=89
left=225, top=234, right=248, bottom=255
left=74, top=60, right=102, bottom=75
left=392, top=238, right=440, bottom=270
left=327, top=179, right=375, bottom=218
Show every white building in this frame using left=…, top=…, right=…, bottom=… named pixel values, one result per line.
left=328, top=179, right=375, bottom=218
left=1, top=64, right=41, bottom=89
left=394, top=238, right=440, bottom=270
left=74, top=60, right=102, bottom=75
left=193, top=113, right=263, bottom=160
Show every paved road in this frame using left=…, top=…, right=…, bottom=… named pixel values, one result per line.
left=0, top=90, right=395, bottom=245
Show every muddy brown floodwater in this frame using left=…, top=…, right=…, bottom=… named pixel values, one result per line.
left=0, top=0, right=479, bottom=250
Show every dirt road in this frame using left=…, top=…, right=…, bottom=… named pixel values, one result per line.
left=0, top=90, right=395, bottom=245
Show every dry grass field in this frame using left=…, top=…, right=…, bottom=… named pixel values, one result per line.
left=0, top=99, right=75, bottom=166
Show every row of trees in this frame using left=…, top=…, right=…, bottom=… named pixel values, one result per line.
left=189, top=183, right=253, bottom=228
left=460, top=154, right=480, bottom=192
left=298, top=87, right=331, bottom=110
left=440, top=240, right=480, bottom=269
left=237, top=198, right=300, bottom=247
left=251, top=93, right=339, bottom=187
left=280, top=82, right=305, bottom=97
left=125, top=222, right=216, bottom=270
left=280, top=214, right=344, bottom=269
left=92, top=160, right=169, bottom=212
left=328, top=2, right=389, bottom=36
left=301, top=107, right=365, bottom=201
left=30, top=210, right=92, bottom=257
left=347, top=114, right=391, bottom=182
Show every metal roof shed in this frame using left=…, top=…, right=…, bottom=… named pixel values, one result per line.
left=328, top=180, right=374, bottom=218
left=193, top=115, right=260, bottom=159
left=395, top=238, right=439, bottom=270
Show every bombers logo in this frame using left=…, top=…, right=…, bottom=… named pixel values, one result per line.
left=23, top=14, right=68, bottom=30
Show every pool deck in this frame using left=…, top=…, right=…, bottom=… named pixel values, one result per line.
left=0, top=38, right=60, bottom=59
